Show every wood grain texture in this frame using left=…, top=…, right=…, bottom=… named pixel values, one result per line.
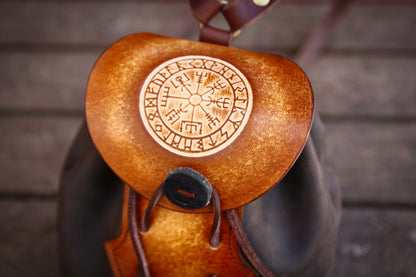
left=0, top=117, right=81, bottom=194
left=234, top=3, right=416, bottom=50
left=307, top=55, right=416, bottom=118
left=334, top=208, right=416, bottom=277
left=0, top=200, right=59, bottom=277
left=0, top=2, right=197, bottom=45
left=0, top=52, right=96, bottom=111
left=325, top=121, right=416, bottom=204
left=1, top=119, right=414, bottom=204
left=1, top=2, right=414, bottom=50
left=328, top=5, right=416, bottom=49
left=0, top=0, right=414, bottom=276
left=2, top=52, right=415, bottom=117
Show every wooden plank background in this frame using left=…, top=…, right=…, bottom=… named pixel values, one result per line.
left=0, top=0, right=415, bottom=276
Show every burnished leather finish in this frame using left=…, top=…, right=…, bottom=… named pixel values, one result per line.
left=58, top=115, right=341, bottom=277
left=85, top=33, right=314, bottom=212
left=105, top=187, right=256, bottom=277
left=58, top=1, right=341, bottom=276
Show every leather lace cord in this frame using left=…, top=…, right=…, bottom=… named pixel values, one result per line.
left=139, top=183, right=222, bottom=249
left=139, top=184, right=164, bottom=234
left=128, top=187, right=151, bottom=277
left=209, top=187, right=221, bottom=249
left=225, top=209, right=275, bottom=277
left=129, top=184, right=275, bottom=276
left=129, top=184, right=222, bottom=276
left=189, top=0, right=280, bottom=45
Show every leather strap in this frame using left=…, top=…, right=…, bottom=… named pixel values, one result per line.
left=222, top=0, right=280, bottom=31
left=199, top=25, right=233, bottom=46
left=189, top=0, right=222, bottom=24
left=190, top=0, right=280, bottom=45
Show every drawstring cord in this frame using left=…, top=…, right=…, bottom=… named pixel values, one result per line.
left=128, top=187, right=151, bottom=277
left=128, top=184, right=222, bottom=277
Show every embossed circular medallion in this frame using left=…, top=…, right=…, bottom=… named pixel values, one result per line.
left=140, top=55, right=252, bottom=157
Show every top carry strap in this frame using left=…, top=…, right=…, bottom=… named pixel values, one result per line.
left=189, top=0, right=280, bottom=45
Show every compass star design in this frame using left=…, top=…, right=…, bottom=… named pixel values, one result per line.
left=140, top=56, right=252, bottom=157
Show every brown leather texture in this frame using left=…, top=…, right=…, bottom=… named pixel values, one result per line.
left=189, top=0, right=280, bottom=31
left=85, top=33, right=314, bottom=212
left=222, top=0, right=280, bottom=31
left=106, top=185, right=256, bottom=277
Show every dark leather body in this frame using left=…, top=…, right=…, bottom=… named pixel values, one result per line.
left=58, top=115, right=341, bottom=277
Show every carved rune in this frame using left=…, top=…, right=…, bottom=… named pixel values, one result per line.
left=139, top=55, right=252, bottom=157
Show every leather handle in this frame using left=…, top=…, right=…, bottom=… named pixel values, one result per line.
left=189, top=0, right=280, bottom=45
left=223, top=0, right=280, bottom=32
left=189, top=0, right=223, bottom=24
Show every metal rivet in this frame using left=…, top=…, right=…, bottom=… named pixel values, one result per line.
left=232, top=29, right=242, bottom=39
left=253, top=0, right=270, bottom=7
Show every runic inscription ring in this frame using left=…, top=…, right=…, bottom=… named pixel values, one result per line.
left=139, top=55, right=253, bottom=157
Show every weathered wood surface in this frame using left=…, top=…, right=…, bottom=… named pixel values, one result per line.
left=0, top=200, right=59, bottom=277
left=333, top=208, right=416, bottom=277
left=0, top=117, right=81, bottom=194
left=2, top=52, right=415, bottom=116
left=1, top=117, right=415, bottom=207
left=0, top=52, right=96, bottom=111
left=1, top=200, right=414, bottom=277
left=0, top=2, right=197, bottom=45
left=326, top=121, right=416, bottom=204
left=307, top=55, right=416, bottom=118
left=1, top=2, right=415, bottom=50
left=0, top=0, right=415, bottom=276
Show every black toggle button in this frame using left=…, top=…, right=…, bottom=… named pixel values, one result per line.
left=163, top=167, right=212, bottom=210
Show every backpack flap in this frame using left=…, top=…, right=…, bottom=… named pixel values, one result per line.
left=85, top=33, right=314, bottom=212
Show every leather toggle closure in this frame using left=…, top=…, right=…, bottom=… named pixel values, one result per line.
left=163, top=167, right=212, bottom=210
left=137, top=167, right=222, bottom=251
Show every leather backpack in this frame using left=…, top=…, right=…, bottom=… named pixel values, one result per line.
left=59, top=1, right=341, bottom=276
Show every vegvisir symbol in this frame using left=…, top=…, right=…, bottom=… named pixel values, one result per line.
left=139, top=55, right=252, bottom=157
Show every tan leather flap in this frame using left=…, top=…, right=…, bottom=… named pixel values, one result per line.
left=86, top=33, right=313, bottom=212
